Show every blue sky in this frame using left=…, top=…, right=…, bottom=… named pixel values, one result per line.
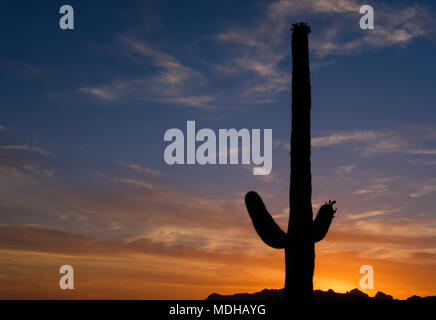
left=0, top=0, right=436, bottom=299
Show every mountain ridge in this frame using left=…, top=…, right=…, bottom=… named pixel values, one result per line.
left=206, top=288, right=436, bottom=301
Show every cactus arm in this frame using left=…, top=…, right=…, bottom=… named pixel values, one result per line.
left=313, top=200, right=336, bottom=243
left=245, top=191, right=287, bottom=249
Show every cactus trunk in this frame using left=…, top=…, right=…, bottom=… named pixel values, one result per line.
left=244, top=22, right=336, bottom=302
left=285, top=22, right=314, bottom=301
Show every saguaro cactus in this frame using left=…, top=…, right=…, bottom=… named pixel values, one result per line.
left=245, top=22, right=336, bottom=301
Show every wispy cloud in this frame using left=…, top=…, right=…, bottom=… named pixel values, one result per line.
left=77, top=1, right=435, bottom=109
left=118, top=162, right=160, bottom=177
left=312, top=127, right=436, bottom=156
left=115, top=178, right=153, bottom=190
left=0, top=145, right=50, bottom=156
left=352, top=181, right=394, bottom=198
left=78, top=37, right=216, bottom=109
left=216, top=0, right=435, bottom=99
left=312, top=130, right=380, bottom=147
left=120, top=36, right=203, bottom=86
left=346, top=209, right=393, bottom=220
left=334, top=217, right=436, bottom=241
left=77, top=87, right=118, bottom=101
left=308, top=2, right=432, bottom=57
left=1, top=152, right=435, bottom=299
left=409, top=181, right=436, bottom=198
left=0, top=60, right=50, bottom=78
left=335, top=164, right=356, bottom=175
left=410, top=158, right=436, bottom=166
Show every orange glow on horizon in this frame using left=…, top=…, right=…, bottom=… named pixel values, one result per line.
left=0, top=246, right=434, bottom=300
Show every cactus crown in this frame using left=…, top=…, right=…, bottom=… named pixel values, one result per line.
left=291, top=22, right=311, bottom=33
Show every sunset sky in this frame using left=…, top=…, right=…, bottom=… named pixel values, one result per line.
left=0, top=0, right=436, bottom=299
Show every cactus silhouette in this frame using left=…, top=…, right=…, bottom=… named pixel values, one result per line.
left=245, top=22, right=337, bottom=301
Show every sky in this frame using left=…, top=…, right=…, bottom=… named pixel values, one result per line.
left=0, top=0, right=436, bottom=299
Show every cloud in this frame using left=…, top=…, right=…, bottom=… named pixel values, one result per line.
left=403, top=149, right=436, bottom=155
left=378, top=218, right=436, bottom=238
left=277, top=127, right=436, bottom=158
left=312, top=131, right=380, bottom=147
left=0, top=224, right=263, bottom=264
left=0, top=60, right=50, bottom=78
left=77, top=87, right=118, bottom=101
left=335, top=164, right=356, bottom=175
left=3, top=214, right=436, bottom=267
left=78, top=37, right=216, bottom=109
left=312, top=127, right=436, bottom=156
left=216, top=0, right=435, bottom=99
left=330, top=217, right=436, bottom=245
left=115, top=178, right=153, bottom=190
left=118, top=162, right=160, bottom=176
left=161, top=95, right=216, bottom=108
left=272, top=0, right=433, bottom=57
left=409, top=182, right=436, bottom=198
left=77, top=1, right=435, bottom=109
left=352, top=183, right=391, bottom=197
left=0, top=153, right=251, bottom=239
left=0, top=142, right=54, bottom=183
left=1, top=160, right=435, bottom=299
left=273, top=139, right=290, bottom=150
left=120, top=36, right=203, bottom=85
left=0, top=224, right=109, bottom=255
left=2, top=145, right=432, bottom=264
left=0, top=145, right=50, bottom=156
left=345, top=209, right=392, bottom=220
left=410, top=158, right=436, bottom=166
